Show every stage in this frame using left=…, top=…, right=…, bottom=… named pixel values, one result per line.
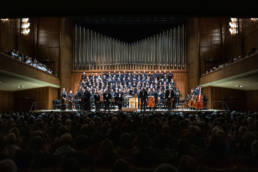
left=33, top=108, right=227, bottom=113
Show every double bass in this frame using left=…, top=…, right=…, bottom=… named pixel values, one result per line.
left=194, top=87, right=204, bottom=110
left=147, top=96, right=155, bottom=108
left=188, top=95, right=194, bottom=109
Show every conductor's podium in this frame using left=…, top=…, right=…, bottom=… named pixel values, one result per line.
left=129, top=97, right=138, bottom=109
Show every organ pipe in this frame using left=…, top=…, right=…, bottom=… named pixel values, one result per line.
left=73, top=25, right=186, bottom=70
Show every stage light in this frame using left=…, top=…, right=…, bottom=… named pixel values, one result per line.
left=0, top=18, right=9, bottom=22
left=229, top=28, right=237, bottom=35
left=22, top=18, right=29, bottom=22
left=21, top=22, right=30, bottom=29
left=229, top=22, right=237, bottom=28
left=22, top=28, right=30, bottom=35
left=229, top=18, right=238, bottom=35
left=21, top=18, right=30, bottom=35
left=231, top=18, right=237, bottom=22
left=235, top=84, right=244, bottom=88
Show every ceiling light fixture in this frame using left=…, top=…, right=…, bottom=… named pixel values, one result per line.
left=229, top=18, right=238, bottom=35
left=0, top=18, right=9, bottom=22
left=21, top=18, right=30, bottom=35
left=235, top=84, right=244, bottom=88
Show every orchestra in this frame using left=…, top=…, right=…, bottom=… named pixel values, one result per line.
left=60, top=71, right=185, bottom=111
left=185, top=86, right=207, bottom=110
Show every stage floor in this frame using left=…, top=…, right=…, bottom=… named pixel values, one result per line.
left=33, top=108, right=227, bottom=113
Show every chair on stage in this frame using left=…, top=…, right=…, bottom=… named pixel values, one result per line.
left=74, top=99, right=80, bottom=110
left=176, top=99, right=185, bottom=109
left=53, top=99, right=61, bottom=109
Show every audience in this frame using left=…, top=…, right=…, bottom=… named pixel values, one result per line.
left=0, top=110, right=257, bottom=171
left=202, top=47, right=258, bottom=76
left=4, top=49, right=54, bottom=75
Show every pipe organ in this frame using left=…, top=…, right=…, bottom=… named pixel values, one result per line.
left=74, top=25, right=186, bottom=70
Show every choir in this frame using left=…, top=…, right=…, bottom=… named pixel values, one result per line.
left=61, top=71, right=182, bottom=111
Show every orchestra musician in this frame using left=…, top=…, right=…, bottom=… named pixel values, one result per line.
left=61, top=88, right=67, bottom=110
left=174, top=88, right=180, bottom=109
left=67, top=90, right=74, bottom=110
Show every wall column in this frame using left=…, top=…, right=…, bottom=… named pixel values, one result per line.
left=60, top=18, right=73, bottom=93
left=187, top=18, right=200, bottom=92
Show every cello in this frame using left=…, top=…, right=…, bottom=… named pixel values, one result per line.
left=194, top=87, right=204, bottom=110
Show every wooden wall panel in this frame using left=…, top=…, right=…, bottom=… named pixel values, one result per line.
left=36, top=18, right=61, bottom=75
left=202, top=87, right=212, bottom=109
left=187, top=18, right=200, bottom=92
left=0, top=91, right=14, bottom=112
left=14, top=87, right=58, bottom=111
left=246, top=90, right=258, bottom=112
left=202, top=86, right=246, bottom=111
left=243, top=20, right=258, bottom=55
left=0, top=19, right=17, bottom=52
left=60, top=18, right=73, bottom=91
left=196, top=18, right=258, bottom=77
left=14, top=87, right=49, bottom=111
left=48, top=87, right=58, bottom=109
left=0, top=18, right=61, bottom=76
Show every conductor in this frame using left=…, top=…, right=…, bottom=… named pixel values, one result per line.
left=139, top=88, right=148, bottom=111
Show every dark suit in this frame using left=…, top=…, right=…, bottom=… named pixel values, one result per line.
left=139, top=89, right=148, bottom=111
left=94, top=94, right=100, bottom=111
left=103, top=91, right=112, bottom=111
left=115, top=92, right=123, bottom=110
left=83, top=90, right=91, bottom=111
left=67, top=93, right=73, bottom=110
left=165, top=89, right=175, bottom=110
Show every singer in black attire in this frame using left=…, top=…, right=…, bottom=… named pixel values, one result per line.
left=115, top=90, right=123, bottom=110
left=103, top=90, right=112, bottom=111
left=139, top=88, right=148, bottom=111
left=82, top=89, right=91, bottom=111
left=94, top=92, right=101, bottom=111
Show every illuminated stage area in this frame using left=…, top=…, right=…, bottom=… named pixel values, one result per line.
left=33, top=108, right=227, bottom=113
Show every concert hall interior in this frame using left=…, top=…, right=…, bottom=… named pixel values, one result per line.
left=1, top=4, right=258, bottom=172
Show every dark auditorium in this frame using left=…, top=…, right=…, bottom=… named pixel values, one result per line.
left=1, top=4, right=258, bottom=172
